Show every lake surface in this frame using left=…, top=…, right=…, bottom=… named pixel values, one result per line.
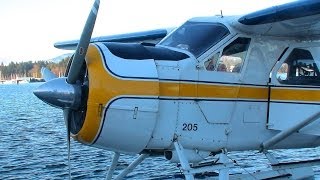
left=1, top=83, right=320, bottom=179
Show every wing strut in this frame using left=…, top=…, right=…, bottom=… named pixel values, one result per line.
left=261, top=111, right=320, bottom=151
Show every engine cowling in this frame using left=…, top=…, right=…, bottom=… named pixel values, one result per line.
left=74, top=43, right=160, bottom=154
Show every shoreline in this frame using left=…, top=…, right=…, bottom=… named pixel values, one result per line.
left=0, top=78, right=44, bottom=85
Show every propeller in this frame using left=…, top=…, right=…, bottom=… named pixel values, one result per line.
left=63, top=109, right=72, bottom=178
left=33, top=0, right=100, bottom=178
left=40, top=67, right=58, bottom=82
left=68, top=0, right=100, bottom=84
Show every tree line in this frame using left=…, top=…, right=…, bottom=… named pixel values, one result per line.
left=0, top=56, right=70, bottom=80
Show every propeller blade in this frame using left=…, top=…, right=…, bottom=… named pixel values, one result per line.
left=63, top=109, right=72, bottom=179
left=41, top=67, right=58, bottom=82
left=67, top=0, right=100, bottom=84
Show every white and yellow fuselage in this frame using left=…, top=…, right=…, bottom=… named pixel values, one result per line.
left=30, top=0, right=320, bottom=174
left=30, top=1, right=320, bottom=178
left=75, top=28, right=320, bottom=159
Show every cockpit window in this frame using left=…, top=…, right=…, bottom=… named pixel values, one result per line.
left=204, top=37, right=251, bottom=73
left=159, top=21, right=230, bottom=57
left=277, top=48, right=320, bottom=86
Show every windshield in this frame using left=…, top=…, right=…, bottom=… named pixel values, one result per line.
left=159, top=21, right=230, bottom=57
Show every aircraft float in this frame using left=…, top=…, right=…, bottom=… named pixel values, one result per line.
left=34, top=0, right=320, bottom=179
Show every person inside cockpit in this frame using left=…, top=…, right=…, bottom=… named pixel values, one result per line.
left=217, top=63, right=227, bottom=72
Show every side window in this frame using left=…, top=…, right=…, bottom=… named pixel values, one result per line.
left=277, top=48, right=320, bottom=86
left=204, top=52, right=220, bottom=71
left=216, top=37, right=251, bottom=73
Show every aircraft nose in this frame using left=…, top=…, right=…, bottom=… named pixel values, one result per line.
left=33, top=77, right=82, bottom=110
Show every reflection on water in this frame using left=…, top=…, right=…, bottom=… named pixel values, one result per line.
left=0, top=83, right=319, bottom=179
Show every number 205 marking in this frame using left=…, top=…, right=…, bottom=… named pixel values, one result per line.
left=182, top=123, right=198, bottom=131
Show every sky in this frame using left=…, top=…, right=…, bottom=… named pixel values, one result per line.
left=0, top=0, right=295, bottom=64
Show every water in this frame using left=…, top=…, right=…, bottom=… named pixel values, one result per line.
left=0, top=83, right=320, bottom=179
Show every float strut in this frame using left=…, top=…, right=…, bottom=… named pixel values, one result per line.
left=106, top=152, right=120, bottom=180
left=173, top=141, right=194, bottom=180
left=114, top=154, right=149, bottom=180
left=218, top=150, right=230, bottom=180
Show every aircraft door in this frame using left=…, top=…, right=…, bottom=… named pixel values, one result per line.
left=269, top=45, right=320, bottom=136
left=176, top=51, right=234, bottom=150
left=197, top=37, right=251, bottom=124
left=175, top=37, right=251, bottom=149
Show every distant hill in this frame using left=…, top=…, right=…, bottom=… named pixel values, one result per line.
left=50, top=53, right=72, bottom=64
left=0, top=54, right=71, bottom=80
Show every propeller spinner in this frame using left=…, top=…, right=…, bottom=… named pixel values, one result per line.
left=33, top=0, right=100, bottom=178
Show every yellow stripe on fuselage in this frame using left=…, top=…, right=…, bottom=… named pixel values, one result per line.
left=271, top=87, right=320, bottom=102
left=76, top=45, right=320, bottom=145
left=198, top=83, right=268, bottom=100
left=160, top=82, right=268, bottom=100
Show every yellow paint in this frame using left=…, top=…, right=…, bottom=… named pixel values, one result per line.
left=180, top=83, right=197, bottom=97
left=75, top=45, right=158, bottom=144
left=159, top=82, right=179, bottom=97
left=75, top=44, right=320, bottom=145
left=271, top=88, right=320, bottom=102
left=198, top=84, right=239, bottom=99
left=238, top=86, right=269, bottom=100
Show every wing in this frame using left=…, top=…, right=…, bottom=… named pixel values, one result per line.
left=233, top=0, right=320, bottom=38
left=54, top=28, right=173, bottom=50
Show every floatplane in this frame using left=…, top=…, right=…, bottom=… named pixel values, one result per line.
left=34, top=0, right=320, bottom=179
